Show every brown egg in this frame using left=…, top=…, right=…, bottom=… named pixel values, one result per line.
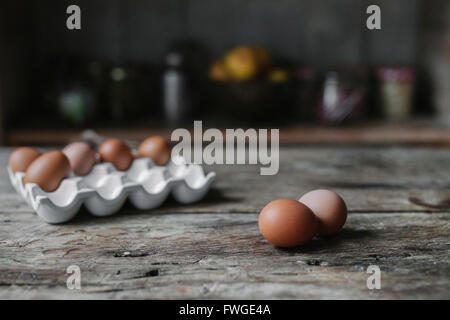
left=9, top=147, right=41, bottom=173
left=299, top=189, right=347, bottom=236
left=137, top=136, right=171, bottom=166
left=258, top=199, right=318, bottom=247
left=23, top=151, right=71, bottom=192
left=62, top=141, right=98, bottom=176
left=98, top=138, right=133, bottom=171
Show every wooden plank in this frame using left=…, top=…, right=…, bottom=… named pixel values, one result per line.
left=0, top=211, right=448, bottom=299
left=0, top=145, right=449, bottom=299
left=6, top=122, right=450, bottom=146
left=1, top=146, right=450, bottom=214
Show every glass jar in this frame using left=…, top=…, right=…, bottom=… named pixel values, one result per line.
left=317, top=68, right=368, bottom=124
left=376, top=67, right=415, bottom=120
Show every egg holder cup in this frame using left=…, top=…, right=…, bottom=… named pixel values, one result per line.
left=7, top=156, right=216, bottom=224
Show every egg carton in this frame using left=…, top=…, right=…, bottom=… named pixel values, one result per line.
left=7, top=156, right=216, bottom=224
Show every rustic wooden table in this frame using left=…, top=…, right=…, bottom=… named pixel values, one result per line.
left=0, top=145, right=449, bottom=299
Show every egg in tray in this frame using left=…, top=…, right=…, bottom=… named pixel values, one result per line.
left=7, top=137, right=216, bottom=224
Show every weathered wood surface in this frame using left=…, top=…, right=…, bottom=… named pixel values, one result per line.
left=0, top=212, right=449, bottom=299
left=0, top=146, right=449, bottom=299
left=2, top=146, right=450, bottom=214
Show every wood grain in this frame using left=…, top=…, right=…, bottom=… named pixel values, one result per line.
left=0, top=211, right=448, bottom=299
left=0, top=146, right=449, bottom=299
left=1, top=146, right=450, bottom=214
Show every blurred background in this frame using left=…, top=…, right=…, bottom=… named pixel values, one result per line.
left=0, top=0, right=449, bottom=146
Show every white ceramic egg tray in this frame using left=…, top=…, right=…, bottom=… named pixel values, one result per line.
left=7, top=156, right=215, bottom=224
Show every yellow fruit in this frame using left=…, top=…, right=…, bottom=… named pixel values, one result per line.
left=267, top=68, right=289, bottom=83
left=251, top=46, right=272, bottom=70
left=209, top=60, right=231, bottom=82
left=224, top=46, right=259, bottom=81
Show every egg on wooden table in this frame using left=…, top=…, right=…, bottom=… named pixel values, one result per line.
left=9, top=147, right=41, bottom=173
left=23, top=151, right=71, bottom=192
left=137, top=136, right=171, bottom=166
left=63, top=141, right=98, bottom=176
left=98, top=138, right=134, bottom=171
left=299, top=189, right=347, bottom=236
left=258, top=198, right=318, bottom=247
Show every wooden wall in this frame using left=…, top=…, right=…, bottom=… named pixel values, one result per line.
left=5, top=0, right=448, bottom=141
left=419, top=0, right=450, bottom=122
left=29, top=0, right=419, bottom=66
left=0, top=1, right=34, bottom=144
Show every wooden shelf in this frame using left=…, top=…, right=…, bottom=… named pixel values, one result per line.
left=6, top=121, right=450, bottom=146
